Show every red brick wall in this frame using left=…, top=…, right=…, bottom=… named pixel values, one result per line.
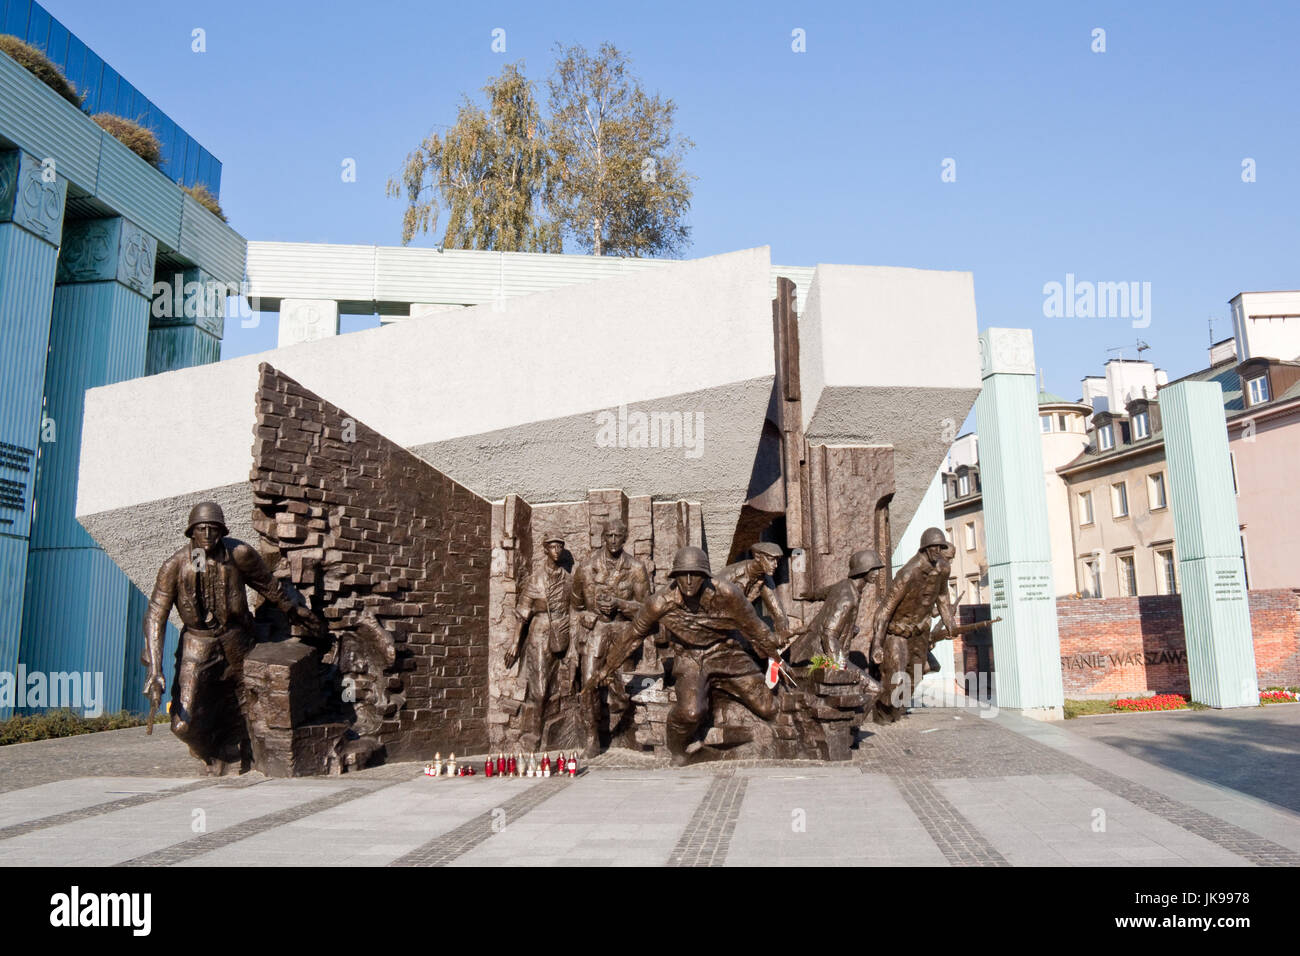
left=251, top=363, right=492, bottom=759
left=958, top=589, right=1300, bottom=696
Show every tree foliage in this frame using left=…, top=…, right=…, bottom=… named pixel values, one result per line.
left=389, top=46, right=694, bottom=257
left=546, top=43, right=694, bottom=257
left=386, top=62, right=559, bottom=251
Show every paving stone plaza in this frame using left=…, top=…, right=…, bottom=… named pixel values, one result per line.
left=3, top=702, right=1296, bottom=867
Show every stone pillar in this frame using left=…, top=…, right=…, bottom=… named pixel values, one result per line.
left=147, top=267, right=224, bottom=373
left=0, top=151, right=66, bottom=717
left=278, top=298, right=339, bottom=346
left=20, top=217, right=155, bottom=715
left=1160, top=381, right=1258, bottom=708
left=974, top=328, right=1064, bottom=719
left=892, top=469, right=955, bottom=685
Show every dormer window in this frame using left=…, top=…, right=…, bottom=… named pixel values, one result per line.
left=958, top=474, right=969, bottom=496
left=1247, top=375, right=1270, bottom=405
left=1133, top=412, right=1149, bottom=439
left=1098, top=424, right=1114, bottom=451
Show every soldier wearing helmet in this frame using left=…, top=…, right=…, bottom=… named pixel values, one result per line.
left=870, top=527, right=957, bottom=720
left=142, top=501, right=315, bottom=775
left=505, top=532, right=572, bottom=749
left=717, top=541, right=792, bottom=641
left=787, top=548, right=886, bottom=663
left=592, top=545, right=781, bottom=765
left=570, top=519, right=652, bottom=755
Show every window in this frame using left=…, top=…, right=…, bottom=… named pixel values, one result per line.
left=1157, top=548, right=1177, bottom=594
left=1098, top=424, right=1114, bottom=451
left=1147, top=472, right=1166, bottom=510
left=1247, top=375, right=1270, bottom=405
left=1133, top=412, right=1149, bottom=439
left=1118, top=554, right=1137, bottom=596
left=1111, top=481, right=1129, bottom=518
left=1040, top=414, right=1052, bottom=433
left=1082, top=557, right=1102, bottom=598
left=949, top=578, right=958, bottom=603
left=1078, top=490, right=1094, bottom=526
left=967, top=577, right=982, bottom=603
left=964, top=522, right=977, bottom=551
left=1057, top=413, right=1067, bottom=431
left=958, top=474, right=969, bottom=495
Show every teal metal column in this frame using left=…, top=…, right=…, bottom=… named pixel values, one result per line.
left=147, top=267, right=224, bottom=373
left=20, top=217, right=155, bottom=714
left=892, top=469, right=955, bottom=683
left=1161, top=381, right=1258, bottom=707
left=974, top=328, right=1064, bottom=718
left=0, top=150, right=67, bottom=718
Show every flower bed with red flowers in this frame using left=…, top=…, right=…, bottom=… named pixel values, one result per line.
left=1112, top=693, right=1189, bottom=712
left=1260, top=690, right=1299, bottom=704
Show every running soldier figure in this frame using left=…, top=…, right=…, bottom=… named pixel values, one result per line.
left=717, top=541, right=791, bottom=641
left=143, top=502, right=315, bottom=775
left=571, top=519, right=651, bottom=755
left=505, top=533, right=572, bottom=749
left=870, top=527, right=957, bottom=721
left=592, top=546, right=782, bottom=766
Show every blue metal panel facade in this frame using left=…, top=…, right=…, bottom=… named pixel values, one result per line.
left=0, top=0, right=222, bottom=195
left=0, top=536, right=26, bottom=718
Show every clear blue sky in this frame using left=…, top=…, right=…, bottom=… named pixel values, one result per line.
left=42, top=0, right=1300, bottom=401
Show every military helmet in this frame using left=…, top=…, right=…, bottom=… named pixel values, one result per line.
left=185, top=501, right=228, bottom=537
left=669, top=546, right=712, bottom=578
left=542, top=532, right=566, bottom=545
left=919, top=527, right=948, bottom=551
left=751, top=541, right=783, bottom=560
left=848, top=548, right=885, bottom=578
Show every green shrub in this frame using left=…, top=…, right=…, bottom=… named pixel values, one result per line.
left=0, top=34, right=82, bottom=108
left=182, top=182, right=227, bottom=222
left=0, top=709, right=146, bottom=746
left=92, top=113, right=163, bottom=168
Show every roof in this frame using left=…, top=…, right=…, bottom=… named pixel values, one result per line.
left=1037, top=389, right=1069, bottom=405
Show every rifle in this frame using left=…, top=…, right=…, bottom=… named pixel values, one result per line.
left=930, top=617, right=1002, bottom=644
left=145, top=680, right=161, bottom=736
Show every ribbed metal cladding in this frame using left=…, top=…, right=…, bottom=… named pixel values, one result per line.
left=247, top=241, right=813, bottom=313
left=974, top=329, right=1064, bottom=712
left=1161, top=381, right=1257, bottom=708
left=0, top=535, right=28, bottom=718
left=19, top=548, right=129, bottom=713
left=178, top=193, right=245, bottom=286
left=145, top=324, right=220, bottom=375
left=28, top=281, right=148, bottom=548
left=0, top=53, right=100, bottom=189
left=95, top=133, right=183, bottom=251
left=0, top=223, right=60, bottom=540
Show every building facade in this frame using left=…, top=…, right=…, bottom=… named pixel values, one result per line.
left=1, top=3, right=244, bottom=716
left=943, top=290, right=1300, bottom=605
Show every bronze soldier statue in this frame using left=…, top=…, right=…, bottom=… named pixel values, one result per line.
left=870, top=527, right=957, bottom=720
left=571, top=519, right=651, bottom=755
left=142, top=502, right=314, bottom=775
left=592, top=546, right=782, bottom=766
left=788, top=548, right=885, bottom=663
left=505, top=532, right=572, bottom=749
left=717, top=541, right=792, bottom=641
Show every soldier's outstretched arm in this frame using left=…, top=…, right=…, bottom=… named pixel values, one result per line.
left=760, top=583, right=791, bottom=636
left=726, top=587, right=780, bottom=661
left=232, top=543, right=298, bottom=615
left=142, top=557, right=178, bottom=693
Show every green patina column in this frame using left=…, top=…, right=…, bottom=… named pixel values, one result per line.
left=975, top=328, right=1064, bottom=719
left=20, top=216, right=155, bottom=714
left=147, top=267, right=224, bottom=373
left=1161, top=381, right=1258, bottom=708
left=0, top=151, right=67, bottom=717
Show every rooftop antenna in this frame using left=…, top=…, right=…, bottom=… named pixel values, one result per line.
left=1209, top=316, right=1215, bottom=345
left=1038, top=367, right=1045, bottom=391
left=1135, top=338, right=1150, bottom=356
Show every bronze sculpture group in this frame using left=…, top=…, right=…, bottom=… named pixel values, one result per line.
left=146, top=499, right=979, bottom=772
